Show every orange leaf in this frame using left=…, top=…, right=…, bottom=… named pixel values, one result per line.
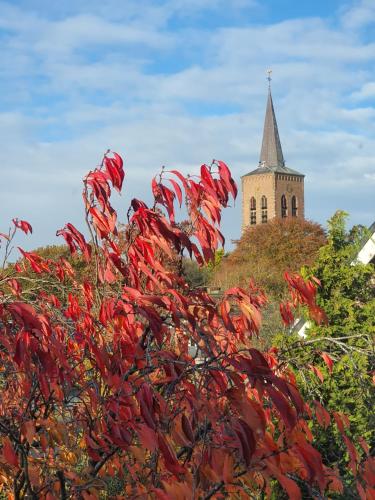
left=138, top=424, right=157, bottom=451
left=333, top=412, right=350, bottom=434
left=222, top=453, right=234, bottom=483
left=22, top=420, right=36, bottom=445
left=314, top=401, right=330, bottom=429
left=358, top=437, right=370, bottom=456
left=278, top=474, right=302, bottom=500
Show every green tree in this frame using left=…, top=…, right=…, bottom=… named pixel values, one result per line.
left=181, top=249, right=225, bottom=289
left=276, top=211, right=375, bottom=497
left=181, top=257, right=210, bottom=288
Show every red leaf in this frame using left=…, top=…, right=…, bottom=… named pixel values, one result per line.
left=357, top=481, right=366, bottom=500
left=2, top=437, right=19, bottom=468
left=168, top=178, right=183, bottom=206
left=343, top=435, right=359, bottom=473
left=181, top=414, right=194, bottom=443
left=233, top=418, right=256, bottom=466
left=293, top=442, right=326, bottom=491
left=358, top=437, right=370, bottom=456
left=12, top=218, right=32, bottom=234
left=14, top=262, right=23, bottom=273
left=277, top=474, right=302, bottom=500
left=7, top=278, right=22, bottom=297
left=314, top=400, right=330, bottom=429
left=18, top=248, right=49, bottom=274
left=170, top=170, right=188, bottom=190
left=217, top=160, right=238, bottom=199
left=270, top=377, right=305, bottom=415
left=320, top=352, right=333, bottom=374
left=266, top=460, right=301, bottom=499
left=309, top=304, right=328, bottom=325
left=8, top=301, right=42, bottom=331
left=227, top=387, right=266, bottom=434
left=333, top=412, right=350, bottom=434
left=138, top=424, right=157, bottom=451
left=137, top=384, right=156, bottom=430
left=362, top=456, right=375, bottom=486
left=104, top=153, right=125, bottom=193
left=220, top=299, right=235, bottom=332
left=308, top=364, right=324, bottom=383
left=21, top=421, right=36, bottom=445
left=265, top=385, right=297, bottom=430
left=159, top=184, right=176, bottom=222
left=56, top=223, right=91, bottom=261
left=89, top=206, right=116, bottom=239
left=279, top=301, right=294, bottom=326
left=157, top=433, right=185, bottom=476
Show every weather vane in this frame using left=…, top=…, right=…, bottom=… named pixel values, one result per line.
left=267, top=69, right=272, bottom=88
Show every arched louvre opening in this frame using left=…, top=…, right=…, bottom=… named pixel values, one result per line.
left=292, top=195, right=297, bottom=217
left=250, top=197, right=256, bottom=225
left=281, top=195, right=287, bottom=218
left=261, top=195, right=268, bottom=223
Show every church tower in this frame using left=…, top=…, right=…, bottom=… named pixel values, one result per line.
left=241, top=78, right=304, bottom=230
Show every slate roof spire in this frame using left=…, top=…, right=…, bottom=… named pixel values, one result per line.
left=259, top=74, right=285, bottom=168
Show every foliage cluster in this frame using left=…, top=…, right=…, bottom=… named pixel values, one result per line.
left=0, top=157, right=373, bottom=499
left=275, top=211, right=375, bottom=498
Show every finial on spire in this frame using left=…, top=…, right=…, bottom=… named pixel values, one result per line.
left=267, top=69, right=272, bottom=89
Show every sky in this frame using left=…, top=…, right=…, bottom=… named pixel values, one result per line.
left=0, top=0, right=374, bottom=253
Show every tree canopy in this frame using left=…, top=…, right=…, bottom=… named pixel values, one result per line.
left=212, top=217, right=326, bottom=298
left=275, top=211, right=375, bottom=498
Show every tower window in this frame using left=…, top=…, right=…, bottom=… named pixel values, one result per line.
left=281, top=195, right=287, bottom=218
left=250, top=197, right=256, bottom=210
left=261, top=196, right=267, bottom=223
left=291, top=195, right=297, bottom=217
left=250, top=197, right=256, bottom=225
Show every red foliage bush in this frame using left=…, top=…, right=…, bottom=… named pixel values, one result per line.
left=0, top=152, right=372, bottom=498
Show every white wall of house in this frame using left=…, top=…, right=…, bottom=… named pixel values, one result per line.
left=293, top=319, right=311, bottom=338
left=352, top=234, right=375, bottom=265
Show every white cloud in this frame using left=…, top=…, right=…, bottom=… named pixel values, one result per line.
left=34, top=14, right=171, bottom=57
left=351, top=81, right=375, bottom=100
left=340, top=0, right=375, bottom=30
left=0, top=0, right=374, bottom=251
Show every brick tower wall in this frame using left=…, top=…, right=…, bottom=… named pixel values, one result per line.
left=241, top=173, right=276, bottom=230
left=274, top=174, right=304, bottom=219
left=241, top=172, right=305, bottom=230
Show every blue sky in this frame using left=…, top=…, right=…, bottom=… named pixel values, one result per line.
left=0, top=0, right=374, bottom=253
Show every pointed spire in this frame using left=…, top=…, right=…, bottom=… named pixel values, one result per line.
left=259, top=74, right=285, bottom=168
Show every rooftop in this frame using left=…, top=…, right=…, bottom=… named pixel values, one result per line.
left=243, top=82, right=304, bottom=178
left=242, top=163, right=305, bottom=178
